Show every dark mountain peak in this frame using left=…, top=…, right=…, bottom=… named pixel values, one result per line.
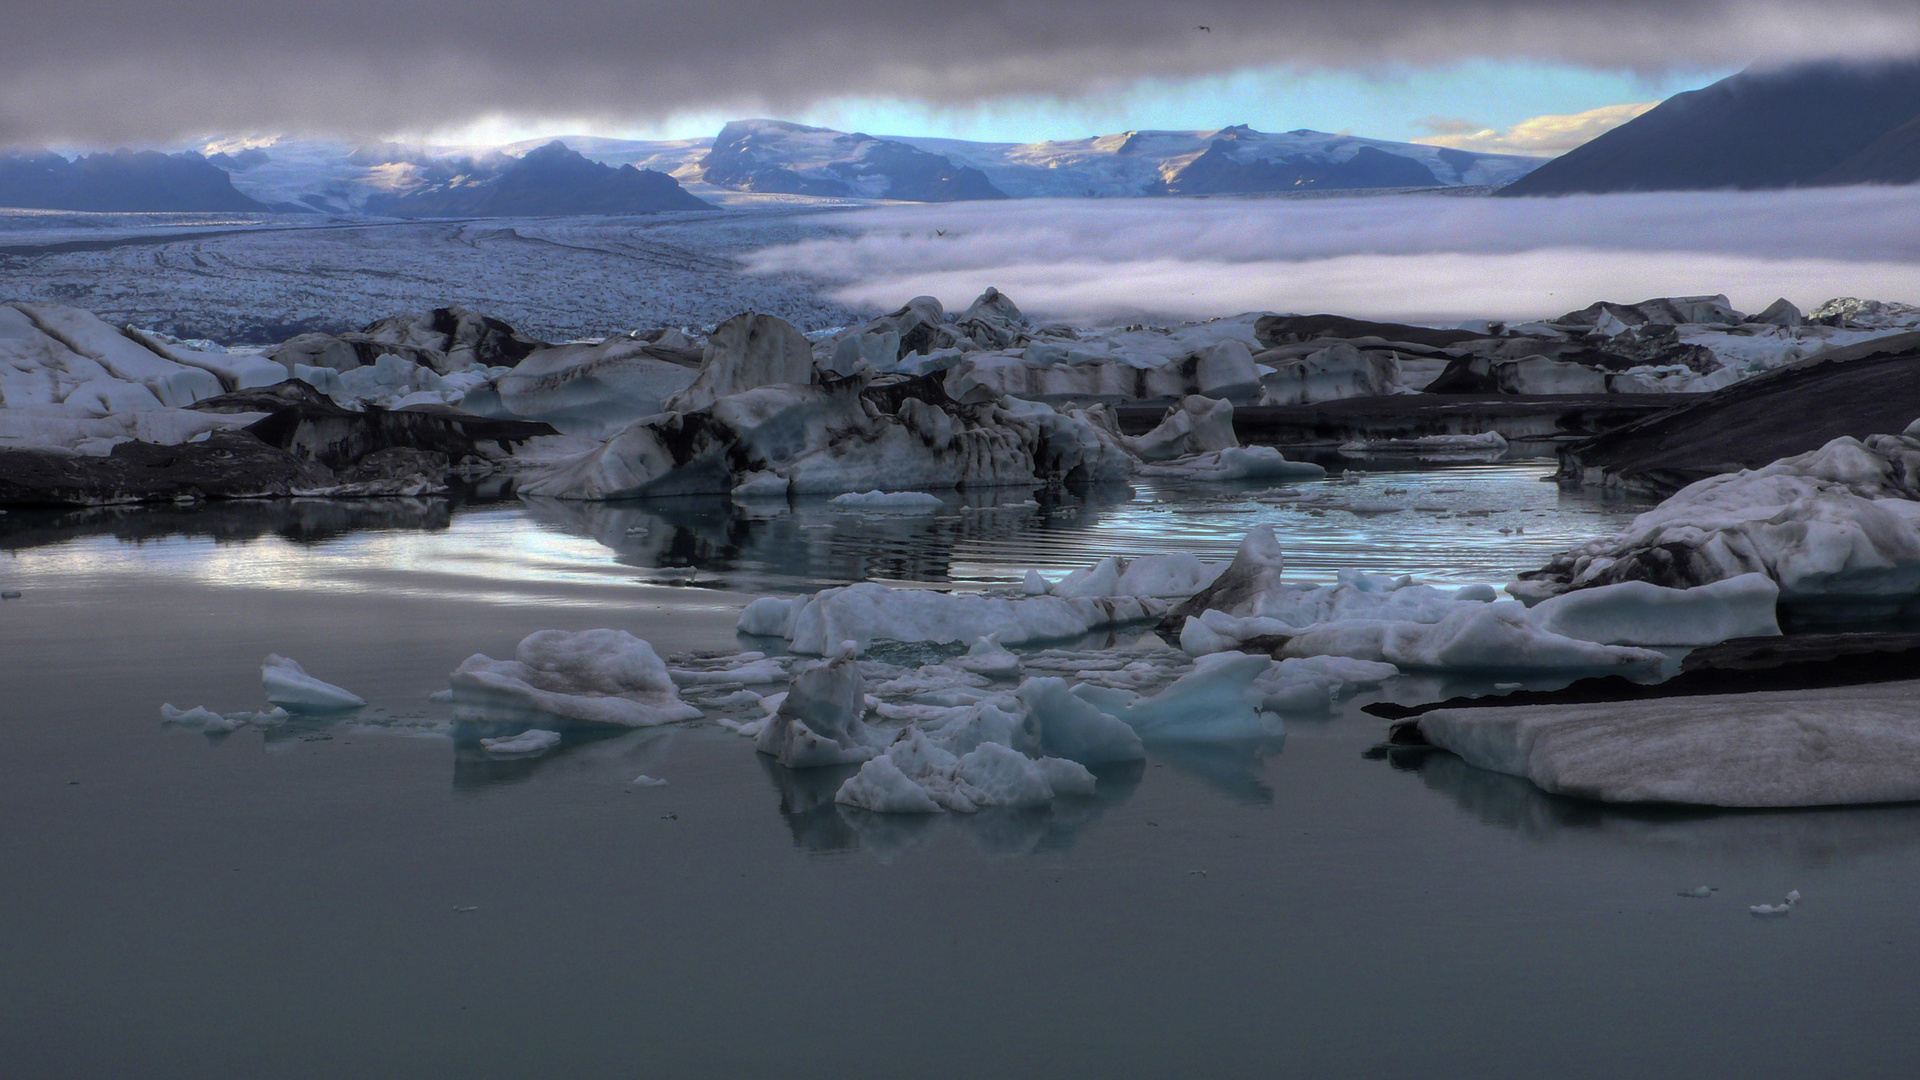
left=362, top=140, right=709, bottom=218
left=1501, top=58, right=1920, bottom=196
left=0, top=148, right=268, bottom=212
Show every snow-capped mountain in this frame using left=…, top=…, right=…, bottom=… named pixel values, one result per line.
left=896, top=124, right=1540, bottom=196
left=0, top=149, right=275, bottom=212
left=173, top=119, right=1543, bottom=214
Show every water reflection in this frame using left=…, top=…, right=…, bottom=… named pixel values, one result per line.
left=1, top=496, right=458, bottom=550
left=448, top=722, right=677, bottom=791
left=1150, top=739, right=1286, bottom=805
left=1405, top=748, right=1920, bottom=868
left=760, top=755, right=1146, bottom=858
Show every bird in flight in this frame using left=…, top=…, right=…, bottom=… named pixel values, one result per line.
left=1196, top=25, right=1211, bottom=32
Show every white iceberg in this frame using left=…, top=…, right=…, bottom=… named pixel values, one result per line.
left=449, top=630, right=701, bottom=727
left=262, top=654, right=367, bottom=712
left=755, top=647, right=884, bottom=768
left=763, top=581, right=1167, bottom=655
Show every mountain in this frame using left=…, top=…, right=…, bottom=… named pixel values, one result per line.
left=699, top=120, right=1008, bottom=201
left=1499, top=59, right=1920, bottom=196
left=900, top=126, right=1540, bottom=197
left=360, top=141, right=710, bottom=216
left=0, top=149, right=271, bottom=212
left=194, top=121, right=1541, bottom=213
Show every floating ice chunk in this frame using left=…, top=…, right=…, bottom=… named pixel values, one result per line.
left=1419, top=681, right=1920, bottom=806
left=1677, top=886, right=1717, bottom=899
left=834, top=728, right=1077, bottom=814
left=262, top=654, right=367, bottom=712
left=427, top=689, right=454, bottom=703
left=950, top=742, right=1058, bottom=809
left=1250, top=656, right=1399, bottom=715
left=1168, top=525, right=1286, bottom=621
left=1339, top=431, right=1508, bottom=456
left=829, top=490, right=946, bottom=513
left=480, top=729, right=562, bottom=756
left=778, top=582, right=1166, bottom=655
left=1015, top=677, right=1146, bottom=763
left=1114, top=553, right=1227, bottom=598
left=949, top=635, right=1023, bottom=679
left=1139, top=446, right=1326, bottom=483
left=731, top=471, right=790, bottom=499
left=755, top=647, right=881, bottom=768
left=1073, top=652, right=1283, bottom=742
left=1280, top=604, right=1664, bottom=672
left=1130, top=395, right=1239, bottom=462
left=629, top=774, right=669, bottom=787
left=1023, top=570, right=1051, bottom=595
left=160, top=704, right=224, bottom=726
left=448, top=630, right=701, bottom=727
left=1524, top=574, right=1781, bottom=646
left=670, top=657, right=787, bottom=685
left=837, top=753, right=944, bottom=813
left=738, top=594, right=810, bottom=638
left=1523, top=433, right=1920, bottom=610
left=1036, top=756, right=1098, bottom=796
left=1051, top=556, right=1123, bottom=598
left=1, top=591, right=20, bottom=600
left=1749, top=891, right=1800, bottom=916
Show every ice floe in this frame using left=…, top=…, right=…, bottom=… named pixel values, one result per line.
left=745, top=582, right=1167, bottom=655
left=449, top=629, right=702, bottom=727
left=480, top=729, right=563, bottom=755
left=261, top=654, right=366, bottom=712
left=1519, top=431, right=1920, bottom=613
left=1418, top=681, right=1920, bottom=806
left=828, top=490, right=946, bottom=513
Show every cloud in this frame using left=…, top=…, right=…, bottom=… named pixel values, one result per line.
left=739, top=188, right=1920, bottom=324
left=1417, top=103, right=1660, bottom=156
left=1, top=2, right=1918, bottom=145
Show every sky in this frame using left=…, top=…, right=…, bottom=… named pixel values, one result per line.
left=4, top=1, right=1919, bottom=152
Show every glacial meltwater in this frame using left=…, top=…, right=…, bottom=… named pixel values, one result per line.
left=4, top=461, right=1919, bottom=1079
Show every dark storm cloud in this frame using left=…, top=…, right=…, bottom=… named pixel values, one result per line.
left=2, top=0, right=1917, bottom=144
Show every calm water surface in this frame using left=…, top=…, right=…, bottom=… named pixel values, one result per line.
left=3, top=463, right=1916, bottom=1079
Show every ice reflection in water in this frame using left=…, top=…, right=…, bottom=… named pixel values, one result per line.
left=1392, top=747, right=1920, bottom=869
left=760, top=755, right=1147, bottom=858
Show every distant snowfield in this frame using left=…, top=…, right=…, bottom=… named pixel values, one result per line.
left=742, top=187, right=1920, bottom=324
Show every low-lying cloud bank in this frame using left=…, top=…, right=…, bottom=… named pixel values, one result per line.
left=3, top=1, right=1919, bottom=144
left=742, top=188, right=1920, bottom=324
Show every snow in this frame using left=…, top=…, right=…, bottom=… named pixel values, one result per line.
left=829, top=490, right=946, bottom=513
left=261, top=654, right=366, bottom=712
left=1523, top=432, right=1920, bottom=612
left=449, top=629, right=702, bottom=727
left=1419, top=681, right=1920, bottom=806
left=480, top=729, right=563, bottom=755
left=629, top=774, right=669, bottom=787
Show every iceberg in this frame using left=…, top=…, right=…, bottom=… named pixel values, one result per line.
left=834, top=725, right=1095, bottom=814
left=755, top=647, right=883, bottom=767
left=763, top=581, right=1167, bottom=655
left=1417, top=680, right=1920, bottom=806
left=1520, top=432, right=1920, bottom=614
left=449, top=630, right=701, bottom=727
left=261, top=654, right=366, bottom=712
left=828, top=490, right=946, bottom=513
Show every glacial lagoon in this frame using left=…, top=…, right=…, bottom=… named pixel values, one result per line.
left=5, top=461, right=1920, bottom=1078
